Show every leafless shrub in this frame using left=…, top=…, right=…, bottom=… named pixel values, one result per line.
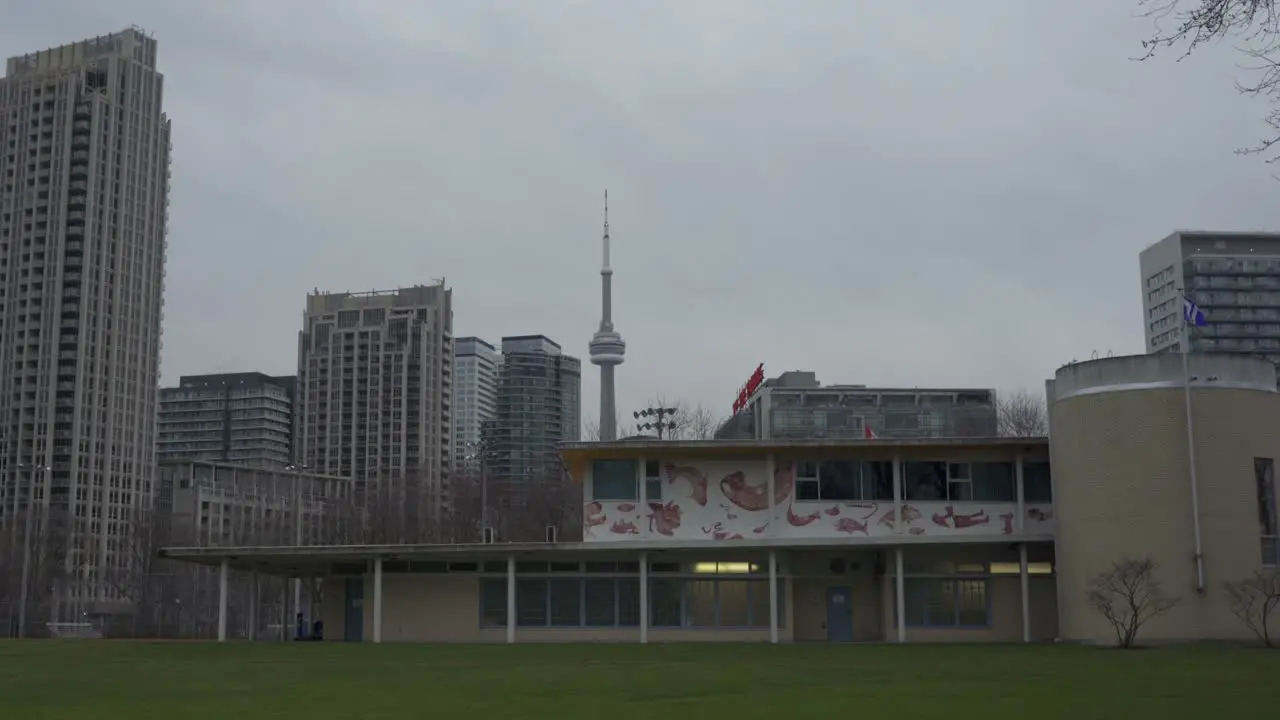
left=1224, top=569, right=1280, bottom=646
left=1086, top=557, right=1182, bottom=648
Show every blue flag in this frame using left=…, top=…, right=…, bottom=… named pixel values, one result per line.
left=1183, top=296, right=1207, bottom=327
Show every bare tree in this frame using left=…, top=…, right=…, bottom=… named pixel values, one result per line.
left=1086, top=557, right=1182, bottom=648
left=1224, top=569, right=1280, bottom=646
left=997, top=388, right=1048, bottom=437
left=582, top=413, right=632, bottom=441
left=1137, top=0, right=1280, bottom=164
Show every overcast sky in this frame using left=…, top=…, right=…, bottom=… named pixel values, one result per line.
left=3, top=0, right=1277, bottom=427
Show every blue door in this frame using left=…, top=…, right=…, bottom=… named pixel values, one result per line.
left=826, top=586, right=853, bottom=642
left=344, top=578, right=364, bottom=642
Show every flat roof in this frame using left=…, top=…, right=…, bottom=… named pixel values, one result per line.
left=159, top=534, right=1052, bottom=575
left=561, top=436, right=1046, bottom=457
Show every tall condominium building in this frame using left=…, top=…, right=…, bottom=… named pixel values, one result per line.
left=489, top=335, right=581, bottom=483
left=0, top=29, right=171, bottom=620
left=1140, top=231, right=1280, bottom=380
left=158, top=372, right=296, bottom=467
left=296, top=285, right=453, bottom=528
left=716, top=371, right=998, bottom=440
left=453, top=337, right=499, bottom=470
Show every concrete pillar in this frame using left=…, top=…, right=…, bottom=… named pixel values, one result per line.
left=372, top=558, right=383, bottom=644
left=1020, top=543, right=1031, bottom=643
left=217, top=559, right=229, bottom=643
left=768, top=550, right=779, bottom=644
left=894, top=547, right=905, bottom=644
left=639, top=551, right=649, bottom=644
left=506, top=555, right=516, bottom=644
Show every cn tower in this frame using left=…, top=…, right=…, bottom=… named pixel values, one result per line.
left=588, top=190, right=625, bottom=441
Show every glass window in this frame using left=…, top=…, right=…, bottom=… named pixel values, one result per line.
left=583, top=578, right=616, bottom=626
left=516, top=579, right=547, bottom=627
left=650, top=579, right=683, bottom=627
left=716, top=580, right=751, bottom=627
left=644, top=460, right=662, bottom=501
left=592, top=459, right=637, bottom=501
left=818, top=460, right=857, bottom=500
left=904, top=461, right=947, bottom=500
left=1256, top=457, right=1277, bottom=537
left=860, top=461, right=894, bottom=500
left=972, top=462, right=1015, bottom=502
left=617, top=579, right=640, bottom=627
left=900, top=578, right=989, bottom=628
left=684, top=579, right=717, bottom=627
left=1023, top=461, right=1052, bottom=503
left=548, top=579, right=581, bottom=627
left=480, top=578, right=506, bottom=627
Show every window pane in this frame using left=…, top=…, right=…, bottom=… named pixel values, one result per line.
left=650, top=579, right=682, bottom=627
left=480, top=578, right=506, bottom=627
left=1256, top=458, right=1277, bottom=536
left=861, top=461, right=894, bottom=500
left=904, top=461, right=947, bottom=500
left=902, top=578, right=929, bottom=626
left=746, top=580, right=771, bottom=628
left=684, top=579, right=717, bottom=627
left=796, top=479, right=819, bottom=501
left=926, top=579, right=955, bottom=626
left=956, top=579, right=988, bottom=626
left=617, top=579, right=640, bottom=627
left=645, top=477, right=663, bottom=501
left=972, top=462, right=1015, bottom=502
left=548, top=579, right=581, bottom=627
left=818, top=460, right=856, bottom=500
left=1024, top=461, right=1052, bottom=503
left=948, top=481, right=973, bottom=502
left=592, top=459, right=638, bottom=501
left=516, top=579, right=547, bottom=627
left=776, top=579, right=787, bottom=629
left=717, top=580, right=750, bottom=627
left=583, top=579, right=616, bottom=626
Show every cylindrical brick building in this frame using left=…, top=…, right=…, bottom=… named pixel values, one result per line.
left=1048, top=353, right=1279, bottom=643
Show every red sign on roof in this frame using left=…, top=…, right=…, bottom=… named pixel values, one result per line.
left=731, top=363, right=765, bottom=415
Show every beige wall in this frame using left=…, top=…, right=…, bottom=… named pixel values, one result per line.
left=1050, top=384, right=1275, bottom=643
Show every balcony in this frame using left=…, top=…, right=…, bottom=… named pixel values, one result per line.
left=73, top=120, right=90, bottom=133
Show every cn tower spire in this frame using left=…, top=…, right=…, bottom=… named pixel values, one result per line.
left=588, top=189, right=625, bottom=441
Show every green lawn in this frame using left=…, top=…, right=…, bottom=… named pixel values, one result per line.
left=0, top=641, right=1276, bottom=719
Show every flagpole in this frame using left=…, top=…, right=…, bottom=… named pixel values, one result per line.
left=1181, top=293, right=1206, bottom=593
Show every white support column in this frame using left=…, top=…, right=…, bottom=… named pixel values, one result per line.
left=768, top=550, right=779, bottom=644
left=1019, top=543, right=1031, bottom=644
left=217, top=559, right=229, bottom=643
left=894, top=547, right=905, bottom=644
left=506, top=555, right=516, bottom=644
left=891, top=455, right=903, bottom=534
left=639, top=551, right=649, bottom=644
left=372, top=558, right=383, bottom=644
left=248, top=571, right=258, bottom=641
left=1015, top=453, right=1026, bottom=533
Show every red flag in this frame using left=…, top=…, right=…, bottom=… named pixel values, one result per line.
left=864, top=425, right=878, bottom=439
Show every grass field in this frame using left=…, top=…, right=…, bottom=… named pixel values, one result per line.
left=0, top=641, right=1277, bottom=719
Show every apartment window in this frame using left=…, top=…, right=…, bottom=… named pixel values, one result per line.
left=644, top=461, right=662, bottom=501
left=1257, top=458, right=1278, bottom=566
left=1023, top=461, right=1053, bottom=503
left=796, top=460, right=894, bottom=501
left=591, top=459, right=637, bottom=501
left=948, top=462, right=1015, bottom=502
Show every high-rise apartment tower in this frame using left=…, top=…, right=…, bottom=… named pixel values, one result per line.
left=296, top=285, right=453, bottom=532
left=490, top=335, right=581, bottom=483
left=158, top=372, right=296, bottom=466
left=1140, top=230, right=1280, bottom=382
left=0, top=28, right=171, bottom=621
left=453, top=337, right=499, bottom=471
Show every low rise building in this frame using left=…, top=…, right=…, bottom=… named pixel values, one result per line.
left=161, top=353, right=1279, bottom=646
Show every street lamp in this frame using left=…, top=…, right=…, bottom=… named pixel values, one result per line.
left=634, top=407, right=678, bottom=440
left=15, top=463, right=49, bottom=639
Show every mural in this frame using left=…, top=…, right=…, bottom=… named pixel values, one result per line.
left=583, top=459, right=1056, bottom=542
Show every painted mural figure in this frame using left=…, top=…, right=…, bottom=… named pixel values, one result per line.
left=647, top=501, right=683, bottom=536
left=664, top=464, right=709, bottom=506
left=931, top=505, right=990, bottom=529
